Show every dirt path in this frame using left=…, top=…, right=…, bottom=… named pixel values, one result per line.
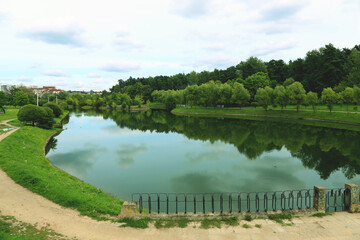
left=1, top=120, right=360, bottom=239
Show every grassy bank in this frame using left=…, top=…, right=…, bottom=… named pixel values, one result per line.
left=0, top=115, right=123, bottom=220
left=0, top=108, right=19, bottom=122
left=172, top=106, right=360, bottom=131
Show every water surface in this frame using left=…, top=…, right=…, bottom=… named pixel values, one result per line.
left=46, top=110, right=360, bottom=200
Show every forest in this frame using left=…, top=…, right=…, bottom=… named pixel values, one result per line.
left=109, top=43, right=360, bottom=102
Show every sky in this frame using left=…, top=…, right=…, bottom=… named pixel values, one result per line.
left=0, top=0, right=359, bottom=91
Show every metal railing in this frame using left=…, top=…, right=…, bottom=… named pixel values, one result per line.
left=325, top=188, right=351, bottom=212
left=132, top=189, right=314, bottom=214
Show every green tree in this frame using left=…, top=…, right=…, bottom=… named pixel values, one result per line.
left=134, top=95, right=144, bottom=107
left=254, top=87, right=273, bottom=111
left=38, top=107, right=55, bottom=129
left=0, top=91, right=7, bottom=106
left=165, top=95, right=176, bottom=111
left=17, top=104, right=54, bottom=127
left=286, top=82, right=306, bottom=112
left=241, top=72, right=271, bottom=98
left=273, top=85, right=289, bottom=110
left=345, top=49, right=360, bottom=86
left=43, top=102, right=63, bottom=117
left=231, top=82, right=250, bottom=109
left=306, top=91, right=318, bottom=112
left=14, top=91, right=29, bottom=107
left=321, top=88, right=338, bottom=112
left=218, top=83, right=233, bottom=105
left=236, top=56, right=267, bottom=79
left=353, top=86, right=360, bottom=104
left=340, top=87, right=354, bottom=112
left=283, top=77, right=295, bottom=87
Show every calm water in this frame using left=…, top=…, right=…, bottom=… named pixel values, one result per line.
left=46, top=110, right=360, bottom=201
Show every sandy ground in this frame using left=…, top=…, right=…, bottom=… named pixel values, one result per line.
left=1, top=120, right=360, bottom=239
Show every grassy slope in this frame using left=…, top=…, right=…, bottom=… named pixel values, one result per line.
left=172, top=106, right=360, bottom=130
left=0, top=109, right=19, bottom=122
left=0, top=114, right=123, bottom=220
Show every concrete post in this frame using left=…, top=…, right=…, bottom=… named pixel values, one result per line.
left=313, top=185, right=326, bottom=212
left=119, top=201, right=138, bottom=218
left=345, top=183, right=359, bottom=212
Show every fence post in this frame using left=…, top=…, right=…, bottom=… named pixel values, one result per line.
left=345, top=183, right=359, bottom=212
left=313, top=186, right=326, bottom=212
left=119, top=201, right=138, bottom=218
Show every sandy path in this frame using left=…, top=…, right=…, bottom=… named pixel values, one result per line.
left=1, top=120, right=360, bottom=239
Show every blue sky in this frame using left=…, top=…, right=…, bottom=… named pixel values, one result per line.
left=0, top=0, right=359, bottom=91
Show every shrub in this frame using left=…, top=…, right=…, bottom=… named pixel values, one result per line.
left=165, top=95, right=176, bottom=111
left=17, top=104, right=54, bottom=128
left=43, top=102, right=63, bottom=117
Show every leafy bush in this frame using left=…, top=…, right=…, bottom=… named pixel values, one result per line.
left=42, top=102, right=63, bottom=117
left=17, top=104, right=54, bottom=128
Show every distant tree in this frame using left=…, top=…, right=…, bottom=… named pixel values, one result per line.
left=254, top=86, right=273, bottom=111
left=283, top=77, right=295, bottom=87
left=241, top=72, right=271, bottom=98
left=0, top=91, right=7, bottom=106
left=287, top=82, right=306, bottom=112
left=354, top=86, right=360, bottom=104
left=38, top=107, right=55, bottom=129
left=14, top=91, right=29, bottom=107
left=218, top=83, right=233, bottom=105
left=273, top=85, right=289, bottom=110
left=340, top=87, right=354, bottom=112
left=231, top=82, right=250, bottom=109
left=43, top=102, right=63, bottom=117
left=344, top=49, right=360, bottom=86
left=266, top=59, right=289, bottom=84
left=134, top=95, right=144, bottom=107
left=236, top=57, right=267, bottom=79
left=321, top=88, right=338, bottom=112
left=306, top=91, right=318, bottom=112
left=165, top=95, right=176, bottom=111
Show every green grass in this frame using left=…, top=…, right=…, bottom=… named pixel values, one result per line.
left=0, top=108, right=19, bottom=122
left=255, top=224, right=262, bottom=228
left=154, top=218, right=191, bottom=229
left=0, top=214, right=67, bottom=240
left=200, top=217, right=239, bottom=229
left=172, top=105, right=360, bottom=131
left=312, top=212, right=333, bottom=218
left=244, top=214, right=253, bottom=222
left=242, top=223, right=251, bottom=229
left=118, top=218, right=153, bottom=229
left=149, top=102, right=166, bottom=110
left=0, top=119, right=123, bottom=220
left=268, top=214, right=292, bottom=225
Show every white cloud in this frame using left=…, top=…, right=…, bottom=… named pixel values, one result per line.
left=43, top=70, right=70, bottom=77
left=252, top=39, right=298, bottom=56
left=87, top=73, right=101, bottom=78
left=190, top=53, right=239, bottom=69
left=170, top=0, right=213, bottom=18
left=18, top=18, right=86, bottom=47
left=100, top=61, right=141, bottom=73
left=18, top=76, right=34, bottom=83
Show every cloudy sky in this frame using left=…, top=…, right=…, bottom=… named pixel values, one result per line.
left=0, top=0, right=359, bottom=91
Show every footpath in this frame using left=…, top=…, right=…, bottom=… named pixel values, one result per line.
left=1, top=120, right=360, bottom=239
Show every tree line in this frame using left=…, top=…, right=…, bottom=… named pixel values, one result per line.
left=152, top=79, right=360, bottom=112
left=109, top=43, right=360, bottom=101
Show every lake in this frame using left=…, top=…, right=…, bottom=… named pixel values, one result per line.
left=46, top=110, right=360, bottom=201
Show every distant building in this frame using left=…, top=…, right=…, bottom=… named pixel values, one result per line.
left=42, top=86, right=63, bottom=93
left=0, top=84, right=16, bottom=94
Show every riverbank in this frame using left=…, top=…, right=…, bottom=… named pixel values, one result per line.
left=0, top=115, right=123, bottom=221
left=172, top=106, right=360, bottom=131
